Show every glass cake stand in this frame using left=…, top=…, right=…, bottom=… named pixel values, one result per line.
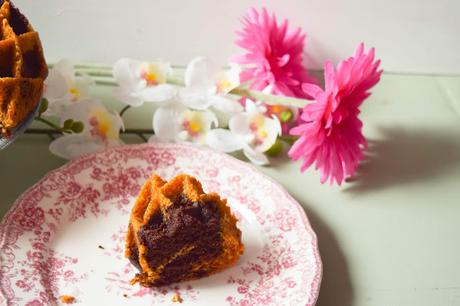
left=0, top=99, right=41, bottom=150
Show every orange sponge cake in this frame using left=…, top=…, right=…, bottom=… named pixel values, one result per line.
left=125, top=174, right=244, bottom=287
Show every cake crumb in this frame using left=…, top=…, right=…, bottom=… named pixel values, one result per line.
left=123, top=294, right=128, bottom=298
left=98, top=245, right=105, bottom=250
left=59, top=295, right=76, bottom=304
left=171, top=293, right=183, bottom=303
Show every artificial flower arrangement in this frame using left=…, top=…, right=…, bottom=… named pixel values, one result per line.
left=33, top=8, right=382, bottom=185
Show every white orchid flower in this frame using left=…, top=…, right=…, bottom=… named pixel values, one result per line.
left=112, top=58, right=177, bottom=107
left=207, top=100, right=281, bottom=165
left=150, top=99, right=218, bottom=145
left=179, top=57, right=243, bottom=114
left=43, top=59, right=94, bottom=116
left=49, top=100, right=124, bottom=159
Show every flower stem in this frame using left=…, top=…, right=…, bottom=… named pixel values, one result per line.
left=229, top=88, right=308, bottom=108
left=76, top=69, right=112, bottom=77
left=119, top=105, right=131, bottom=117
left=166, top=76, right=185, bottom=86
left=93, top=78, right=117, bottom=86
left=25, top=128, right=154, bottom=142
left=34, top=117, right=66, bottom=133
left=279, top=135, right=298, bottom=145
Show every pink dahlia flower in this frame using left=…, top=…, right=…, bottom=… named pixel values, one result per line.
left=233, top=7, right=316, bottom=98
left=288, top=43, right=382, bottom=185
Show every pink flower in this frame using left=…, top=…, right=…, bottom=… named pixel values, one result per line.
left=233, top=8, right=316, bottom=134
left=288, top=43, right=382, bottom=185
left=233, top=8, right=315, bottom=97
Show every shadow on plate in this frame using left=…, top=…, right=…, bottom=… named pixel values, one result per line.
left=344, top=127, right=460, bottom=193
left=301, top=205, right=354, bottom=306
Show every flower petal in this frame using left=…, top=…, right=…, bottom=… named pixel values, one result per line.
left=49, top=135, right=105, bottom=160
left=184, top=56, right=216, bottom=89
left=243, top=146, right=269, bottom=165
left=74, top=72, right=94, bottom=98
left=112, top=87, right=144, bottom=107
left=256, top=116, right=282, bottom=152
left=199, top=110, right=219, bottom=129
left=245, top=99, right=266, bottom=114
left=152, top=102, right=186, bottom=141
left=113, top=58, right=142, bottom=89
left=209, top=96, right=243, bottom=114
left=43, top=99, right=71, bottom=117
left=206, top=129, right=244, bottom=152
left=178, top=87, right=213, bottom=110
left=44, top=69, right=69, bottom=100
left=140, top=84, right=177, bottom=102
left=215, top=63, right=241, bottom=94
left=229, top=113, right=252, bottom=136
left=52, top=59, right=75, bottom=85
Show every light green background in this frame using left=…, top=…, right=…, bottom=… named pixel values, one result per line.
left=1, top=73, right=460, bottom=306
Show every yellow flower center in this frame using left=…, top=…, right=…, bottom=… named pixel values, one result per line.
left=249, top=114, right=269, bottom=145
left=181, top=111, right=206, bottom=137
left=188, top=120, right=202, bottom=134
left=216, top=79, right=233, bottom=94
left=140, top=63, right=166, bottom=86
left=144, top=72, right=157, bottom=85
left=252, top=114, right=266, bottom=128
left=89, top=110, right=117, bottom=141
left=69, top=87, right=80, bottom=101
left=258, top=130, right=268, bottom=138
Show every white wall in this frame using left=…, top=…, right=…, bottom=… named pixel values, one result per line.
left=15, top=0, right=460, bottom=75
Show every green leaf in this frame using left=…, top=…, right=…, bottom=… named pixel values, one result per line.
left=265, top=139, right=283, bottom=157
left=71, top=121, right=84, bottom=133
left=280, top=135, right=298, bottom=145
left=280, top=110, right=293, bottom=123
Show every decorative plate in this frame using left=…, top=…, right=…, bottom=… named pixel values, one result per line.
left=0, top=143, right=322, bottom=306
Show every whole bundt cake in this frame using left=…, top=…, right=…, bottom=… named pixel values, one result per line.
left=0, top=0, right=48, bottom=134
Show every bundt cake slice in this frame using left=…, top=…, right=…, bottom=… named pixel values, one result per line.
left=0, top=0, right=47, bottom=133
left=125, top=174, right=244, bottom=287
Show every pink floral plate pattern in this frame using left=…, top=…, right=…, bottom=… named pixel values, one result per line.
left=0, top=143, right=322, bottom=305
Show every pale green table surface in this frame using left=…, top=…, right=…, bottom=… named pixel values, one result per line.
left=1, top=73, right=460, bottom=306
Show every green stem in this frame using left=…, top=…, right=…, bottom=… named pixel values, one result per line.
left=119, top=105, right=131, bottom=117
left=25, top=128, right=154, bottom=142
left=93, top=78, right=117, bottom=86
left=279, top=135, right=299, bottom=145
left=229, top=88, right=307, bottom=108
left=76, top=69, right=112, bottom=77
left=26, top=128, right=154, bottom=135
left=34, top=117, right=66, bottom=133
left=166, top=76, right=185, bottom=86
left=136, top=132, right=148, bottom=142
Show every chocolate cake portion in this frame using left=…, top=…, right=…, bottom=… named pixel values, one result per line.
left=22, top=49, right=42, bottom=78
left=8, top=3, right=30, bottom=35
left=130, top=194, right=223, bottom=286
left=125, top=174, right=244, bottom=287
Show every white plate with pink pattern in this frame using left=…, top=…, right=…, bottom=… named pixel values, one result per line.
left=0, top=143, right=322, bottom=306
